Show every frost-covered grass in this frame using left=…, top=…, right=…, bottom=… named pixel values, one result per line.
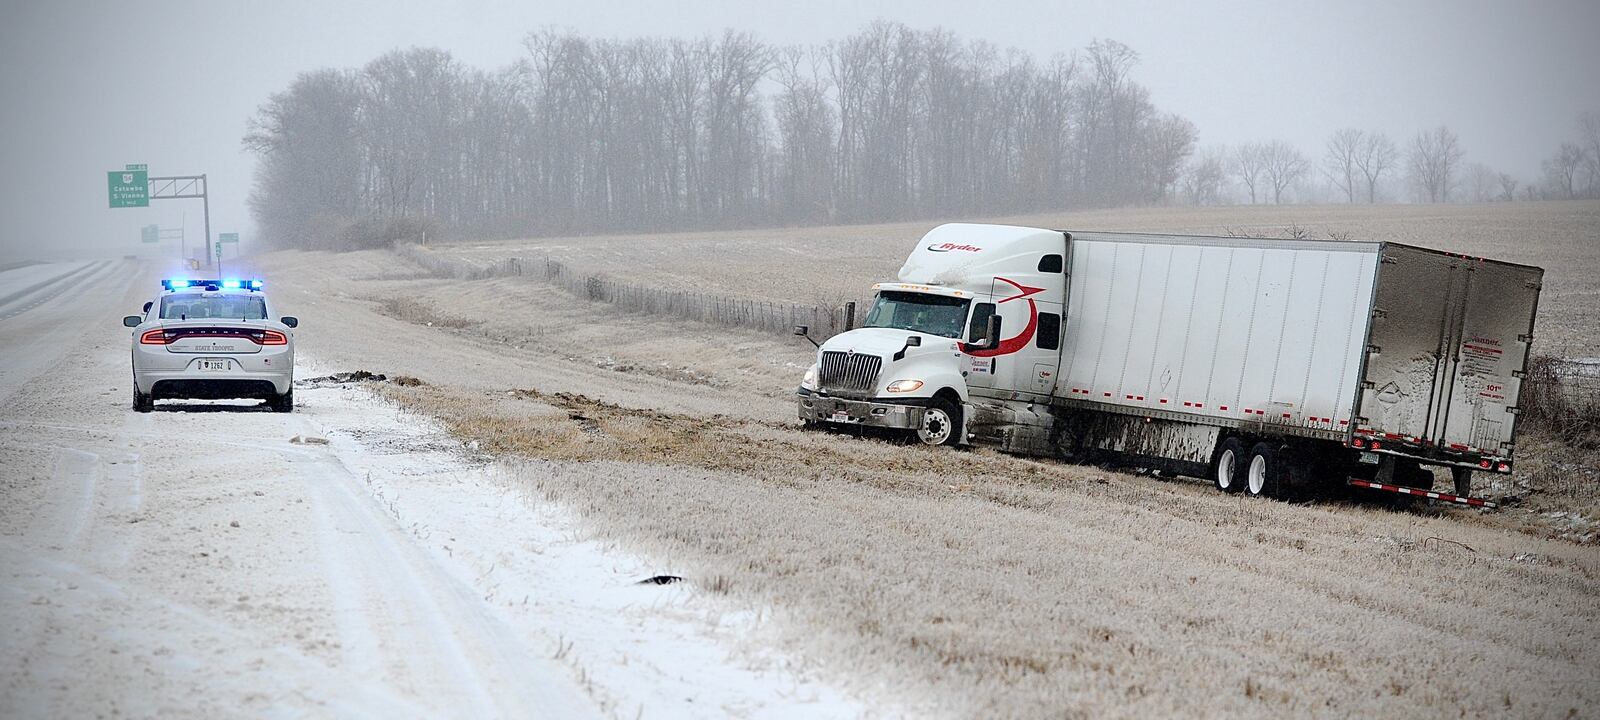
left=378, top=380, right=1600, bottom=718
left=255, top=225, right=1600, bottom=717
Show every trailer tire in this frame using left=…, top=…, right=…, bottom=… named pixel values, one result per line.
left=1245, top=442, right=1284, bottom=498
left=917, top=397, right=962, bottom=447
left=1214, top=437, right=1246, bottom=493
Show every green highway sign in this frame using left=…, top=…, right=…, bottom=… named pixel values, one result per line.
left=125, top=164, right=147, bottom=171
left=108, top=169, right=148, bottom=208
left=141, top=224, right=159, bottom=243
left=219, top=232, right=239, bottom=243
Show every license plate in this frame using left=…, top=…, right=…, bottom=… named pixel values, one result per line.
left=831, top=410, right=853, bottom=423
left=196, top=359, right=229, bottom=372
left=1359, top=451, right=1380, bottom=465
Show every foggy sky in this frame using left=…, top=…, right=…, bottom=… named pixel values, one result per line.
left=2, top=0, right=1596, bottom=262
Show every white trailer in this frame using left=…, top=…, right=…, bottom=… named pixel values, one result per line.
left=797, top=224, right=1543, bottom=506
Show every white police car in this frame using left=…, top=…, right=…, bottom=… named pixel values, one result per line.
left=122, top=278, right=299, bottom=412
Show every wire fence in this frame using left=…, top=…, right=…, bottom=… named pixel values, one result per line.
left=395, top=244, right=859, bottom=338
left=1523, top=356, right=1600, bottom=448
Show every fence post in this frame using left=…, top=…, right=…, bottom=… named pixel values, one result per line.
left=845, top=301, right=856, bottom=331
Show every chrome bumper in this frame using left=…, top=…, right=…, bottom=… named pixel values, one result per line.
left=797, top=390, right=925, bottom=430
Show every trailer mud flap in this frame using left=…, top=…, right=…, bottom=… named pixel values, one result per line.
left=1347, top=477, right=1497, bottom=508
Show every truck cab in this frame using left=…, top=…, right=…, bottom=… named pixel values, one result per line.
left=797, top=223, right=1066, bottom=445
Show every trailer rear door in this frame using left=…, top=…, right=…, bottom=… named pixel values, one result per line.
left=1357, top=245, right=1541, bottom=459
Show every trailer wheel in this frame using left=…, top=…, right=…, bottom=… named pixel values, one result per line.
left=1214, top=437, right=1246, bottom=493
left=1245, top=442, right=1283, bottom=498
left=917, top=398, right=961, bottom=447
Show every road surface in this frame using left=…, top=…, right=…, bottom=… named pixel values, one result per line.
left=0, top=264, right=861, bottom=718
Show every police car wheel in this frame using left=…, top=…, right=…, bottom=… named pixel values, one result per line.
left=133, top=387, right=153, bottom=413
left=270, top=389, right=294, bottom=413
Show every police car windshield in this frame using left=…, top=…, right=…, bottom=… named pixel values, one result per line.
left=160, top=293, right=268, bottom=320
left=863, top=291, right=968, bottom=338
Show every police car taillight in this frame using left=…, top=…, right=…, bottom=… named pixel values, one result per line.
left=261, top=330, right=288, bottom=345
left=139, top=329, right=172, bottom=345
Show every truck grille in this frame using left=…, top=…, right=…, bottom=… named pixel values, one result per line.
left=819, top=351, right=882, bottom=395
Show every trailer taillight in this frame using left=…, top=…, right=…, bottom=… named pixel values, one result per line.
left=1370, top=441, right=1383, bottom=450
left=1497, top=462, right=1511, bottom=472
left=1479, top=459, right=1491, bottom=469
left=1352, top=437, right=1366, bottom=448
left=139, top=329, right=172, bottom=345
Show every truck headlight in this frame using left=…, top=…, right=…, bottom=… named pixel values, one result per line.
left=802, top=365, right=819, bottom=389
left=886, top=379, right=924, bottom=393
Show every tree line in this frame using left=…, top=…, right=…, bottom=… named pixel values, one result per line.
left=245, top=23, right=1197, bottom=248
left=1183, top=112, right=1600, bottom=206
left=245, top=23, right=1598, bottom=249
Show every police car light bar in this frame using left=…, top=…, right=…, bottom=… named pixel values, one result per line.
left=163, top=278, right=264, bottom=291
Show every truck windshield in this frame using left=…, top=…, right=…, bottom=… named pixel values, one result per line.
left=160, top=293, right=268, bottom=320
left=863, top=291, right=969, bottom=338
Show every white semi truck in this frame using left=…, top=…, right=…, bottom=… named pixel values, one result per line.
left=796, top=223, right=1544, bottom=506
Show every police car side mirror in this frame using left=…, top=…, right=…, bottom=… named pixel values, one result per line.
left=281, top=316, right=299, bottom=328
left=122, top=315, right=142, bottom=328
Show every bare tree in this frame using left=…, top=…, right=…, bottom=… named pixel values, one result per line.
left=1497, top=172, right=1519, bottom=202
left=1352, top=131, right=1397, bottom=203
left=1465, top=163, right=1499, bottom=203
left=1580, top=111, right=1600, bottom=197
left=1261, top=140, right=1308, bottom=204
left=1182, top=146, right=1227, bottom=205
left=1323, top=128, right=1363, bottom=203
left=1234, top=143, right=1267, bottom=204
left=1409, top=125, right=1465, bottom=203
left=1543, top=142, right=1589, bottom=199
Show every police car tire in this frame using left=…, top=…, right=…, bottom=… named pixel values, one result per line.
left=133, top=387, right=153, bottom=413
left=270, top=389, right=294, bottom=413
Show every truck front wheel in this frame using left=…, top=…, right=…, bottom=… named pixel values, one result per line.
left=917, top=398, right=962, bottom=447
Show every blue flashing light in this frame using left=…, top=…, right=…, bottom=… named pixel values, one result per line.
left=164, top=279, right=191, bottom=290
left=248, top=279, right=264, bottom=290
left=222, top=279, right=242, bottom=289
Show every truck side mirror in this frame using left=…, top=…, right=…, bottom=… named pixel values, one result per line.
left=281, top=316, right=299, bottom=328
left=793, top=324, right=819, bottom=348
left=122, top=315, right=142, bottom=328
left=893, top=334, right=922, bottom=362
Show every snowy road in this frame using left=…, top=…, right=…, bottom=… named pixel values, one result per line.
left=0, top=265, right=861, bottom=718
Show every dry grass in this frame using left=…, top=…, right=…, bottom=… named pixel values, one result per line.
left=429, top=201, right=1600, bottom=356
left=374, top=379, right=1600, bottom=718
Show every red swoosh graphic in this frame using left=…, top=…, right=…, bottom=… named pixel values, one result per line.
left=961, top=277, right=1042, bottom=358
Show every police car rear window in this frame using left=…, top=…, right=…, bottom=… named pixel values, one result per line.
left=160, top=294, right=268, bottom=320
